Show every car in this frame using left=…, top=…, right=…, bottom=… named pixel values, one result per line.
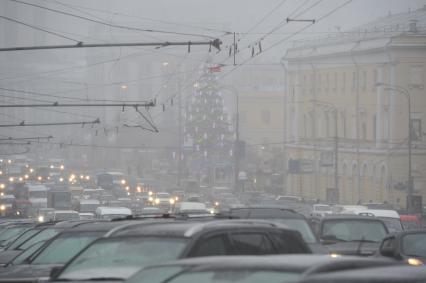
left=0, top=221, right=131, bottom=282
left=400, top=214, right=422, bottom=231
left=95, top=206, right=132, bottom=220
left=50, top=219, right=312, bottom=281
left=46, top=210, right=80, bottom=222
left=125, top=255, right=400, bottom=283
left=351, top=209, right=403, bottom=233
left=315, top=215, right=389, bottom=256
left=172, top=202, right=209, bottom=215
left=222, top=206, right=324, bottom=252
left=311, top=204, right=333, bottom=217
left=377, top=230, right=426, bottom=264
left=298, top=265, right=426, bottom=283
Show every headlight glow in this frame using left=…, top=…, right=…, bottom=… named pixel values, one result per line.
left=408, top=258, right=423, bottom=266
left=0, top=184, right=4, bottom=189
left=169, top=198, right=175, bottom=205
left=155, top=198, right=160, bottom=205
left=148, top=191, right=153, bottom=196
left=85, top=175, right=90, bottom=180
left=9, top=177, right=14, bottom=182
left=60, top=165, right=65, bottom=170
left=0, top=205, right=6, bottom=211
left=148, top=196, right=153, bottom=202
left=329, top=253, right=341, bottom=258
left=38, top=215, right=44, bottom=223
left=121, top=179, right=126, bottom=185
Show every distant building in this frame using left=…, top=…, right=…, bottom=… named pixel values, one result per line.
left=283, top=6, right=426, bottom=206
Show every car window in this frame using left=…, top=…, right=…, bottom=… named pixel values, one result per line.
left=269, top=232, right=308, bottom=253
left=31, top=232, right=101, bottom=264
left=229, top=233, right=274, bottom=255
left=381, top=237, right=395, bottom=250
left=402, top=234, right=426, bottom=258
left=191, top=234, right=227, bottom=257
left=272, top=219, right=317, bottom=243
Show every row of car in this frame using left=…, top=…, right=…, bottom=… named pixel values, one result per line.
left=0, top=205, right=423, bottom=282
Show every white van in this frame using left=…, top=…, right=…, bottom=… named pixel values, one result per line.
left=352, top=209, right=403, bottom=233
left=173, top=202, right=209, bottom=214
left=95, top=206, right=132, bottom=220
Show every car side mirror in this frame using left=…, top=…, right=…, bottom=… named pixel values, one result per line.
left=320, top=235, right=338, bottom=245
left=50, top=266, right=63, bottom=279
left=380, top=245, right=395, bottom=257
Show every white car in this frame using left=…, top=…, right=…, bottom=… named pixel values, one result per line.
left=311, top=204, right=333, bottom=217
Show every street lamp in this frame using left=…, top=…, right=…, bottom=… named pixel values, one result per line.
left=311, top=99, right=339, bottom=203
left=376, top=82, right=413, bottom=212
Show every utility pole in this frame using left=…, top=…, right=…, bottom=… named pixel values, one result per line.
left=235, top=91, right=240, bottom=192
left=177, top=79, right=183, bottom=189
left=334, top=109, right=339, bottom=203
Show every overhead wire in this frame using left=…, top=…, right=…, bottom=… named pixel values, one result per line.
left=10, top=0, right=218, bottom=40
left=0, top=15, right=80, bottom=43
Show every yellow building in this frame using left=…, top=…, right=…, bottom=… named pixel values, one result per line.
left=283, top=8, right=426, bottom=207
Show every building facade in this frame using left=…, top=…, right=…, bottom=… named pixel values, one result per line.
left=283, top=7, right=426, bottom=207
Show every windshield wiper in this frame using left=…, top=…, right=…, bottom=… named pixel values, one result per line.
left=86, top=277, right=124, bottom=281
left=348, top=239, right=378, bottom=243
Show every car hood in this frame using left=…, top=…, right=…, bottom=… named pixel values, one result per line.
left=0, top=264, right=62, bottom=279
left=323, top=242, right=380, bottom=256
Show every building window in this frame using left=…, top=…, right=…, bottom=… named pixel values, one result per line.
left=361, top=70, right=367, bottom=91
left=411, top=118, right=422, bottom=141
left=317, top=74, right=322, bottom=93
left=261, top=110, right=271, bottom=125
left=373, top=69, right=378, bottom=91
left=352, top=71, right=357, bottom=92
left=342, top=72, right=346, bottom=92
left=373, top=114, right=377, bottom=142
left=408, top=65, right=424, bottom=88
left=325, top=73, right=330, bottom=92
left=333, top=72, right=338, bottom=92
left=341, top=111, right=347, bottom=139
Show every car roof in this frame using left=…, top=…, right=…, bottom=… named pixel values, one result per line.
left=106, top=219, right=293, bottom=238
left=320, top=214, right=385, bottom=221
left=61, top=221, right=129, bottom=233
left=300, top=265, right=426, bottom=283
left=227, top=206, right=303, bottom=218
left=140, top=255, right=395, bottom=273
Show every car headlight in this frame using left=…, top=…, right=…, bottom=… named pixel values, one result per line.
left=0, top=184, right=5, bottom=189
left=8, top=177, right=14, bottom=182
left=125, top=186, right=130, bottom=191
left=214, top=201, right=219, bottom=206
left=0, top=205, right=6, bottom=211
left=38, top=215, right=44, bottom=223
left=148, top=196, right=153, bottom=202
left=148, top=191, right=153, bottom=196
left=408, top=258, right=423, bottom=266
left=85, top=175, right=90, bottom=180
left=60, top=165, right=65, bottom=170
left=24, top=174, right=29, bottom=179
left=175, top=196, right=179, bottom=201
left=155, top=198, right=160, bottom=205
left=329, top=253, right=341, bottom=258
left=121, top=179, right=126, bottom=185
left=169, top=198, right=175, bottom=205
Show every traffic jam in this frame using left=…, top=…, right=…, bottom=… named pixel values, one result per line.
left=0, top=157, right=424, bottom=283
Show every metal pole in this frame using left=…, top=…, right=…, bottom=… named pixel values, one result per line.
left=235, top=91, right=240, bottom=192
left=178, top=79, right=182, bottom=189
left=334, top=109, right=339, bottom=203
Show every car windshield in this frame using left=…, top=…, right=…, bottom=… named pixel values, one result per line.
left=31, top=232, right=102, bottom=264
left=18, top=228, right=59, bottom=250
left=0, top=227, right=30, bottom=247
left=141, top=270, right=300, bottom=283
left=7, top=228, right=40, bottom=250
left=322, top=220, right=387, bottom=242
left=378, top=217, right=403, bottom=233
left=402, top=233, right=426, bottom=259
left=57, top=237, right=188, bottom=280
left=9, top=240, right=46, bottom=266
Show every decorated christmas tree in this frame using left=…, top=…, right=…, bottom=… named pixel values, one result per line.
left=185, top=67, right=234, bottom=161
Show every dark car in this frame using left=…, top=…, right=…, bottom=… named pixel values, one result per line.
left=377, top=230, right=426, bottom=264
left=222, top=206, right=325, bottom=252
left=315, top=215, right=389, bottom=256
left=125, top=254, right=400, bottom=283
left=51, top=219, right=312, bottom=282
left=0, top=222, right=57, bottom=266
left=299, top=265, right=426, bottom=283
left=0, top=221, right=131, bottom=282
